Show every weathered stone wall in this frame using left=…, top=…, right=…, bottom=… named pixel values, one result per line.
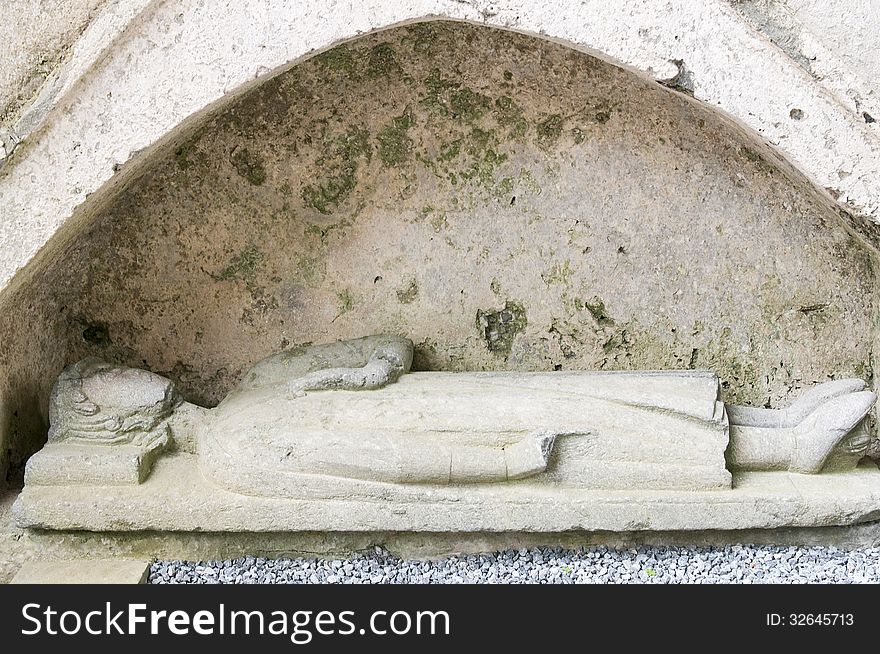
left=0, top=22, right=875, bottom=483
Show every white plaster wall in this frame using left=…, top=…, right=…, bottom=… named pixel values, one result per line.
left=785, top=0, right=880, bottom=103
left=0, top=0, right=108, bottom=128
left=0, top=0, right=878, bottom=302
left=731, top=1, right=880, bottom=132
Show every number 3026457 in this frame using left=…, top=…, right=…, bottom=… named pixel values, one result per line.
left=766, top=614, right=854, bottom=626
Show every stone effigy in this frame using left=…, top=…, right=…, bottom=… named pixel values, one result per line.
left=13, top=335, right=880, bottom=533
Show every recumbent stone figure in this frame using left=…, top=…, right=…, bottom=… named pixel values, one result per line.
left=23, top=335, right=876, bottom=499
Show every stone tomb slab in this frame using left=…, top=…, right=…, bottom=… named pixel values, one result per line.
left=13, top=454, right=880, bottom=533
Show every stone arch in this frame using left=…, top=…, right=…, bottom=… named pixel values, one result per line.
left=0, top=2, right=879, bottom=484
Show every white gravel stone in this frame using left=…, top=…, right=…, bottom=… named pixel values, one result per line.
left=149, top=545, right=880, bottom=584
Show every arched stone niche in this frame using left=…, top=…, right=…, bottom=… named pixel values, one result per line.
left=0, top=21, right=877, bottom=484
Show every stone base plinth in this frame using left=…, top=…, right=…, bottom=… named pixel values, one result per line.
left=10, top=559, right=150, bottom=584
left=3, top=488, right=880, bottom=584
left=12, top=454, right=880, bottom=533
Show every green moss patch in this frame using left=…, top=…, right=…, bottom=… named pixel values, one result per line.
left=494, top=96, right=529, bottom=139
left=230, top=147, right=267, bottom=186
left=421, top=69, right=491, bottom=122
left=336, top=289, right=355, bottom=314
left=314, top=44, right=359, bottom=79
left=535, top=113, right=565, bottom=149
left=582, top=296, right=614, bottom=326
left=377, top=107, right=415, bottom=166
left=302, top=127, right=372, bottom=214
left=368, top=44, right=403, bottom=78
left=218, top=246, right=264, bottom=287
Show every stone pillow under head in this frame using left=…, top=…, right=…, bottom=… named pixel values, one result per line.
left=48, top=357, right=181, bottom=446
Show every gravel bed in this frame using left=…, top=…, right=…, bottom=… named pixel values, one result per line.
left=150, top=545, right=880, bottom=584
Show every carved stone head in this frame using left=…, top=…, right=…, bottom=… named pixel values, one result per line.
left=48, top=358, right=181, bottom=446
